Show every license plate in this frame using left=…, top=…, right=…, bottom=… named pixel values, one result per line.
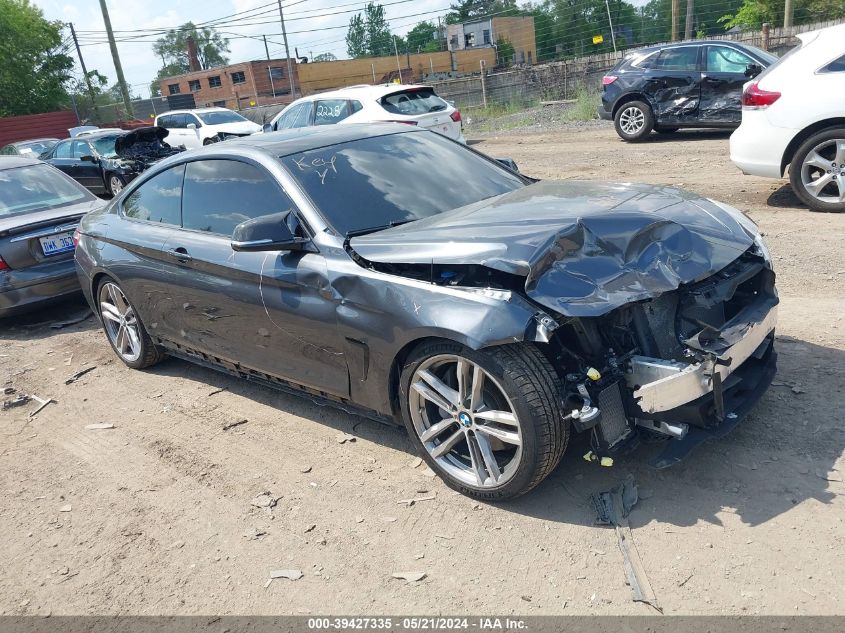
left=39, top=231, right=75, bottom=256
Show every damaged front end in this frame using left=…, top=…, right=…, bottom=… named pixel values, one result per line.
left=109, top=126, right=183, bottom=172
left=550, top=247, right=777, bottom=468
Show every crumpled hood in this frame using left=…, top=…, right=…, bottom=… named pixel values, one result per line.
left=349, top=181, right=756, bottom=317
left=114, top=126, right=169, bottom=155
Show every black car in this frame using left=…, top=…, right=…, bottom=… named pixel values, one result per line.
left=41, top=127, right=182, bottom=196
left=75, top=125, right=778, bottom=500
left=599, top=41, right=777, bottom=141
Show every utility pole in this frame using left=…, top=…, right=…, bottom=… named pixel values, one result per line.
left=684, top=0, right=694, bottom=39
left=604, top=0, right=617, bottom=53
left=68, top=23, right=101, bottom=121
left=671, top=0, right=680, bottom=40
left=97, top=0, right=132, bottom=117
left=263, top=35, right=270, bottom=61
left=784, top=0, right=793, bottom=27
left=393, top=36, right=403, bottom=83
left=277, top=0, right=296, bottom=97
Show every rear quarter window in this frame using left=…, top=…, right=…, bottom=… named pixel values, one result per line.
left=822, top=54, right=845, bottom=73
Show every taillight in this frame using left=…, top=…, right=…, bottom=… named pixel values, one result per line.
left=73, top=229, right=81, bottom=247
left=450, top=110, right=462, bottom=123
left=742, top=82, right=781, bottom=109
left=0, top=255, right=9, bottom=271
left=602, top=75, right=618, bottom=86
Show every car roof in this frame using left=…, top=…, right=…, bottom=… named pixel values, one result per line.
left=297, top=83, right=435, bottom=102
left=68, top=130, right=127, bottom=140
left=0, top=156, right=43, bottom=170
left=157, top=107, right=231, bottom=116
left=11, top=138, right=60, bottom=146
left=210, top=122, right=416, bottom=157
left=628, top=40, right=761, bottom=57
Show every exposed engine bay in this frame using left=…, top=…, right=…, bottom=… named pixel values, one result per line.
left=112, top=126, right=182, bottom=170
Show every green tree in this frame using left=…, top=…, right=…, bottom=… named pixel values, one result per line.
left=495, top=37, right=515, bottom=64
left=345, top=2, right=395, bottom=58
left=0, top=0, right=74, bottom=116
left=152, top=22, right=230, bottom=72
left=346, top=13, right=367, bottom=57
left=312, top=52, right=338, bottom=62
left=718, top=0, right=842, bottom=30
left=405, top=21, right=440, bottom=53
left=445, top=0, right=520, bottom=24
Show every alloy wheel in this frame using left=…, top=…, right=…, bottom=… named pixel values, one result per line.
left=109, top=176, right=123, bottom=195
left=98, top=282, right=142, bottom=362
left=801, top=138, right=845, bottom=204
left=619, top=106, right=645, bottom=135
left=408, top=354, right=522, bottom=488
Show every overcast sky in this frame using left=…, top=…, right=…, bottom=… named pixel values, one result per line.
left=32, top=0, right=452, bottom=99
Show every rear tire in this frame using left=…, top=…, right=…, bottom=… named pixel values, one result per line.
left=399, top=340, right=568, bottom=500
left=614, top=100, right=654, bottom=141
left=96, top=278, right=164, bottom=369
left=789, top=127, right=845, bottom=213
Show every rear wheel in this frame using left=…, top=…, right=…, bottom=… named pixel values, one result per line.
left=614, top=100, right=654, bottom=141
left=97, top=279, right=164, bottom=369
left=399, top=341, right=568, bottom=500
left=789, top=128, right=845, bottom=212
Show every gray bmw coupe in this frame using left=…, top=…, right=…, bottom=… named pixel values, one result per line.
left=75, top=125, right=778, bottom=499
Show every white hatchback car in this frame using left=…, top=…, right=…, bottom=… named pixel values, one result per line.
left=730, top=23, right=845, bottom=212
left=262, top=84, right=465, bottom=143
left=154, top=107, right=261, bottom=150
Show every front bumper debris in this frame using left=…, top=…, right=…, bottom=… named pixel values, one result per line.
left=626, top=301, right=777, bottom=415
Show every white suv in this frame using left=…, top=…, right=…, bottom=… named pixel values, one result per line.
left=154, top=107, right=261, bottom=150
left=262, top=84, right=465, bottom=143
left=729, top=23, right=845, bottom=212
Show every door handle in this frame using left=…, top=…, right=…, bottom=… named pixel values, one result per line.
left=165, top=247, right=193, bottom=262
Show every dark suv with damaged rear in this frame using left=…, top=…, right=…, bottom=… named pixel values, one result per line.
left=75, top=125, right=778, bottom=500
left=599, top=41, right=776, bottom=141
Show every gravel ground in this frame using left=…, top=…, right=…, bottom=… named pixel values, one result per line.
left=1, top=122, right=844, bottom=617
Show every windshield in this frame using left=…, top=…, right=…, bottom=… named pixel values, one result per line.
left=92, top=134, right=120, bottom=158
left=20, top=140, right=57, bottom=156
left=381, top=88, right=449, bottom=115
left=197, top=110, right=249, bottom=125
left=282, top=131, right=524, bottom=236
left=0, top=164, right=92, bottom=217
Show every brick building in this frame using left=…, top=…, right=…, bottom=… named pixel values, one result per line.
left=158, top=59, right=299, bottom=110
left=446, top=16, right=537, bottom=65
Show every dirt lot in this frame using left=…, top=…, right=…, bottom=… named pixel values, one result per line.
left=2, top=123, right=844, bottom=616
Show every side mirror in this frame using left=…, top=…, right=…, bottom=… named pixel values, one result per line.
left=79, top=154, right=96, bottom=162
left=262, top=122, right=273, bottom=133
left=745, top=63, right=762, bottom=78
left=186, top=123, right=197, bottom=130
left=231, top=211, right=312, bottom=252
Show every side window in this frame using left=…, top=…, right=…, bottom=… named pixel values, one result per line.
left=71, top=141, right=92, bottom=158
left=53, top=141, right=72, bottom=159
left=157, top=115, right=172, bottom=128
left=181, top=160, right=294, bottom=237
left=276, top=102, right=310, bottom=130
left=314, top=100, right=352, bottom=125
left=706, top=46, right=754, bottom=73
left=2, top=145, right=16, bottom=155
left=654, top=47, right=699, bottom=71
left=170, top=114, right=187, bottom=129
left=186, top=114, right=201, bottom=128
left=350, top=100, right=363, bottom=113
left=122, top=164, right=184, bottom=225
left=822, top=54, right=845, bottom=73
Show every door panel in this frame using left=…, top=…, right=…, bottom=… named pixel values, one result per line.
left=699, top=46, right=756, bottom=124
left=158, top=233, right=348, bottom=396
left=641, top=46, right=701, bottom=124
left=72, top=141, right=104, bottom=192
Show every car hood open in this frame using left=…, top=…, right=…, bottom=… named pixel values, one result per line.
left=349, top=181, right=756, bottom=317
left=113, top=126, right=169, bottom=155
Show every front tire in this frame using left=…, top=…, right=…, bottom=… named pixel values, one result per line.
left=97, top=278, right=164, bottom=369
left=399, top=341, right=568, bottom=500
left=614, top=100, right=654, bottom=141
left=107, top=174, right=125, bottom=196
left=789, top=128, right=845, bottom=212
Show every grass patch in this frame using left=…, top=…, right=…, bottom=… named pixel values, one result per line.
left=562, top=87, right=600, bottom=123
